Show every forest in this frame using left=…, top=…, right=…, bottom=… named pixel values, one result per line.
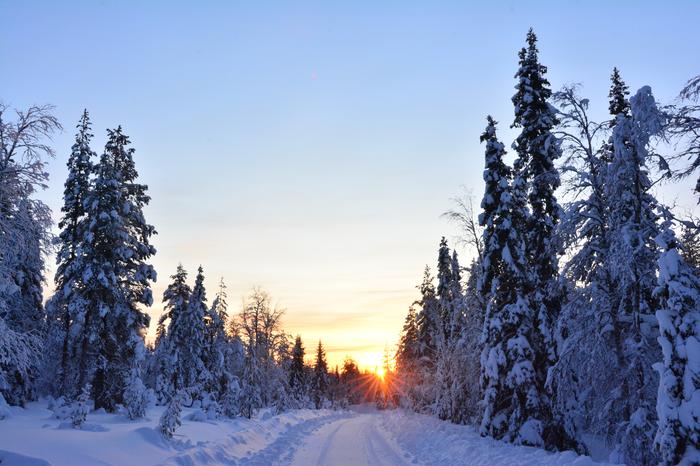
left=1, top=28, right=699, bottom=466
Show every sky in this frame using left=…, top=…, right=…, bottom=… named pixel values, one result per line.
left=1, top=0, right=698, bottom=370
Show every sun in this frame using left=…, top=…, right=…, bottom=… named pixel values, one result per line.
left=375, top=367, right=385, bottom=379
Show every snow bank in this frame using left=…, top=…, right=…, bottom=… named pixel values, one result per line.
left=379, top=410, right=612, bottom=466
left=0, top=400, right=346, bottom=465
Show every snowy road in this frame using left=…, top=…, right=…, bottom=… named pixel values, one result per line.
left=0, top=402, right=607, bottom=465
left=288, top=412, right=416, bottom=466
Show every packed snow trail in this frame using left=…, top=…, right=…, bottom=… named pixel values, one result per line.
left=289, top=412, right=415, bottom=466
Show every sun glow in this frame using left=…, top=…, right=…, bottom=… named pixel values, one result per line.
left=375, top=367, right=385, bottom=379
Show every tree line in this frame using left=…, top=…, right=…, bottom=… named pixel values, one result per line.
left=0, top=107, right=386, bottom=436
left=395, top=29, right=700, bottom=466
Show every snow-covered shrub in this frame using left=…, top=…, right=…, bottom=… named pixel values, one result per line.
left=123, top=368, right=148, bottom=420
left=0, top=393, right=10, bottom=420
left=71, top=384, right=91, bottom=428
left=160, top=391, right=183, bottom=438
left=51, top=396, right=72, bottom=420
left=201, top=392, right=221, bottom=420
left=221, top=377, right=241, bottom=418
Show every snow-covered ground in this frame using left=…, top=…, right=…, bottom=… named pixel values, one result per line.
left=0, top=402, right=610, bottom=465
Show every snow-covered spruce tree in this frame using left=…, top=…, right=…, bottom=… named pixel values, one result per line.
left=434, top=238, right=454, bottom=420
left=412, top=266, right=439, bottom=411
left=604, top=86, right=665, bottom=465
left=203, top=278, right=231, bottom=400
left=477, top=115, right=544, bottom=446
left=312, top=340, right=329, bottom=409
left=396, top=305, right=420, bottom=407
left=79, top=127, right=156, bottom=412
left=180, top=266, right=210, bottom=396
left=0, top=104, right=59, bottom=405
left=653, top=213, right=700, bottom=465
left=154, top=264, right=191, bottom=402
left=45, top=110, right=96, bottom=398
left=609, top=68, right=631, bottom=123
left=288, top=335, right=307, bottom=407
left=433, top=241, right=471, bottom=423
left=510, top=29, right=573, bottom=449
left=160, top=390, right=183, bottom=439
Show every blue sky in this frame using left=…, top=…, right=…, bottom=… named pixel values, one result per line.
left=2, top=0, right=698, bottom=368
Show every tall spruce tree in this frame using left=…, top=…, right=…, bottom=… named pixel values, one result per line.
left=203, top=278, right=229, bottom=398
left=312, top=340, right=329, bottom=409
left=79, top=127, right=156, bottom=411
left=478, top=114, right=545, bottom=446
left=46, top=110, right=96, bottom=398
left=510, top=29, right=568, bottom=449
left=413, top=266, right=439, bottom=411
left=155, top=264, right=191, bottom=402
left=609, top=68, right=631, bottom=121
left=181, top=266, right=209, bottom=393
left=288, top=335, right=307, bottom=406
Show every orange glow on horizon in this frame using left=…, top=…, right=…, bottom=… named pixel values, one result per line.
left=375, top=366, right=385, bottom=379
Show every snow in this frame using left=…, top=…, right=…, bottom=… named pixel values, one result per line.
left=0, top=402, right=611, bottom=466
left=0, top=400, right=344, bottom=466
left=380, top=409, right=611, bottom=466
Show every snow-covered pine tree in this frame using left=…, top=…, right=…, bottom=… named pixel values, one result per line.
left=510, top=29, right=570, bottom=449
left=604, top=86, right=665, bottom=465
left=203, top=277, right=230, bottom=399
left=396, top=305, right=420, bottom=407
left=478, top=116, right=510, bottom=301
left=79, top=127, right=156, bottom=412
left=433, top=241, right=470, bottom=423
left=289, top=335, right=307, bottom=407
left=155, top=264, right=191, bottom=402
left=412, top=266, right=439, bottom=411
left=609, top=68, right=631, bottom=123
left=178, top=266, right=209, bottom=395
left=653, top=213, right=700, bottom=466
left=46, top=110, right=96, bottom=398
left=312, top=340, right=329, bottom=409
left=477, top=115, right=544, bottom=446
